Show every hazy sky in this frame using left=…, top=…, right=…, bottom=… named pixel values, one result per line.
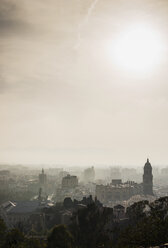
left=1, top=0, right=168, bottom=166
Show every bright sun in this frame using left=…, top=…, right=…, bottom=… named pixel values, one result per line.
left=109, top=24, right=164, bottom=73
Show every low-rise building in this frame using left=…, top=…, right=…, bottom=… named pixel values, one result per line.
left=0, top=199, right=53, bottom=229
left=96, top=180, right=143, bottom=205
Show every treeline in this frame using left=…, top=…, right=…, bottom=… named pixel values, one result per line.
left=0, top=219, right=72, bottom=248
left=1, top=197, right=168, bottom=247
left=117, top=197, right=168, bottom=248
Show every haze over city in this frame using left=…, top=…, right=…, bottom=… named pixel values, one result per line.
left=1, top=0, right=168, bottom=166
left=1, top=2, right=168, bottom=247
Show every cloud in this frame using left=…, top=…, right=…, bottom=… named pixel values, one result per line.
left=0, top=0, right=30, bottom=35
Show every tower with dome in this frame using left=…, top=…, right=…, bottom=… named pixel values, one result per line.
left=143, top=158, right=153, bottom=195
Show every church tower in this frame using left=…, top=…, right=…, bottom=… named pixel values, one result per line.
left=143, top=158, right=153, bottom=195
left=39, top=169, right=47, bottom=186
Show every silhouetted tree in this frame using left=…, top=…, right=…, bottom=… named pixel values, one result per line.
left=47, top=225, right=75, bottom=248
left=70, top=203, right=113, bottom=248
left=3, top=229, right=25, bottom=248
left=0, top=218, right=6, bottom=247
left=63, top=197, right=73, bottom=209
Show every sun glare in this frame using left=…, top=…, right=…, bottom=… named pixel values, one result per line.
left=109, top=24, right=164, bottom=74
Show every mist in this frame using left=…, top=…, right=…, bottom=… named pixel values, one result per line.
left=1, top=0, right=168, bottom=166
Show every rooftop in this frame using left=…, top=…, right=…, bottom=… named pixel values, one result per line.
left=1, top=200, right=51, bottom=214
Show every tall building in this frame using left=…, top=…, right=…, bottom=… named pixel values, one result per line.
left=39, top=169, right=47, bottom=185
left=143, top=159, right=153, bottom=195
left=62, top=174, right=78, bottom=189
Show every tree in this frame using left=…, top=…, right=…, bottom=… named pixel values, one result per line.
left=63, top=198, right=73, bottom=209
left=17, top=238, right=46, bottom=248
left=117, top=216, right=167, bottom=248
left=0, top=218, right=6, bottom=247
left=47, top=225, right=75, bottom=248
left=70, top=203, right=113, bottom=248
left=3, top=229, right=25, bottom=248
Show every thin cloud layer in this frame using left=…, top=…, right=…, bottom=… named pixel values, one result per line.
left=0, top=0, right=168, bottom=165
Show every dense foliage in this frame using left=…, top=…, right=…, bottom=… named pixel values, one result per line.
left=117, top=197, right=168, bottom=248
left=47, top=225, right=75, bottom=248
left=70, top=203, right=113, bottom=248
left=0, top=220, right=46, bottom=248
left=1, top=197, right=168, bottom=248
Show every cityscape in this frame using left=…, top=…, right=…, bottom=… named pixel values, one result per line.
left=0, top=159, right=167, bottom=228
left=1, top=159, right=168, bottom=247
left=1, top=0, right=168, bottom=247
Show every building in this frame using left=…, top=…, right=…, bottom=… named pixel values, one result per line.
left=112, top=179, right=122, bottom=185
left=0, top=178, right=9, bottom=192
left=83, top=167, right=95, bottom=182
left=0, top=170, right=10, bottom=177
left=96, top=180, right=143, bottom=205
left=62, top=174, right=78, bottom=189
left=96, top=159, right=154, bottom=205
left=143, top=158, right=153, bottom=195
left=0, top=201, right=41, bottom=227
left=0, top=170, right=10, bottom=192
left=39, top=169, right=47, bottom=185
left=0, top=199, right=53, bottom=229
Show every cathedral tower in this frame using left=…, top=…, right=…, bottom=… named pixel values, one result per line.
left=143, top=158, right=153, bottom=195
left=39, top=168, right=47, bottom=185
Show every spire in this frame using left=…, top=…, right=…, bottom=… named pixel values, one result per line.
left=147, top=158, right=149, bottom=163
left=42, top=168, right=44, bottom=174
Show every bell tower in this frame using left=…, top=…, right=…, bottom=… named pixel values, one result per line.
left=143, top=158, right=153, bottom=195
